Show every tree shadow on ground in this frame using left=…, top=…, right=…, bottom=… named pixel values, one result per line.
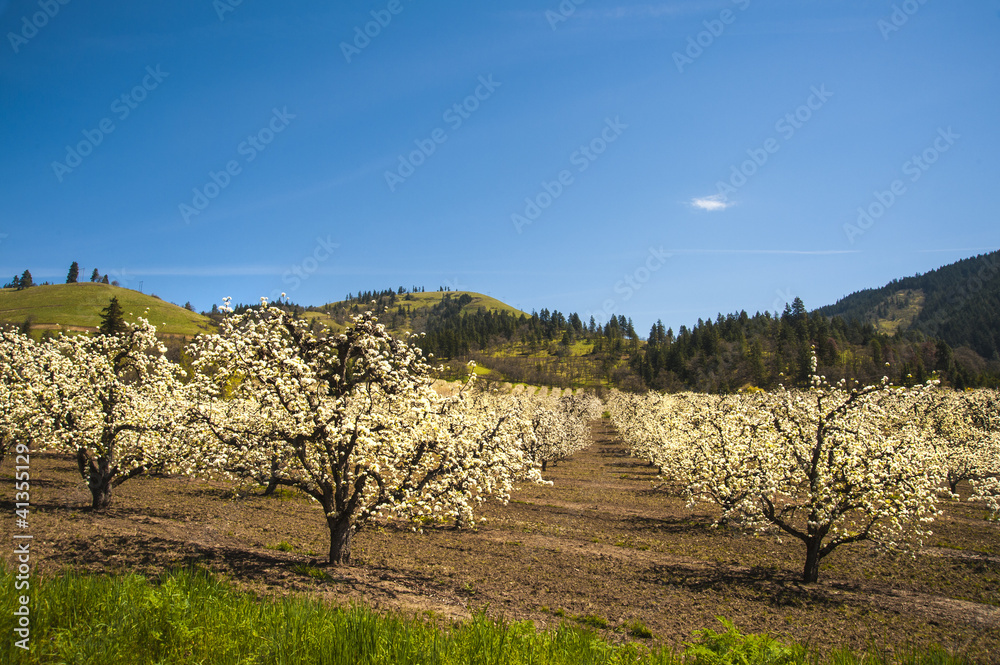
left=41, top=532, right=452, bottom=604
left=643, top=560, right=841, bottom=609
left=47, top=533, right=284, bottom=575
left=606, top=460, right=659, bottom=473
left=595, top=445, right=633, bottom=459
left=623, top=513, right=717, bottom=535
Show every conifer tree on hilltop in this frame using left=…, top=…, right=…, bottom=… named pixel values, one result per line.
left=90, top=269, right=100, bottom=283
left=67, top=261, right=80, bottom=284
left=99, top=297, right=127, bottom=336
left=18, top=270, right=33, bottom=290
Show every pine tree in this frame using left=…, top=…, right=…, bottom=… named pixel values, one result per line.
left=18, top=270, right=33, bottom=290
left=791, top=297, right=807, bottom=319
left=67, top=261, right=80, bottom=284
left=101, top=274, right=110, bottom=285
left=90, top=269, right=100, bottom=282
left=99, top=297, right=127, bottom=336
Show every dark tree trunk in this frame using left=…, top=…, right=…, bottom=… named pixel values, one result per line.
left=77, top=449, right=115, bottom=511
left=541, top=459, right=547, bottom=472
left=262, top=477, right=280, bottom=496
left=802, top=537, right=822, bottom=583
left=0, top=434, right=12, bottom=469
left=90, top=479, right=114, bottom=511
left=327, top=514, right=354, bottom=565
left=261, top=458, right=282, bottom=496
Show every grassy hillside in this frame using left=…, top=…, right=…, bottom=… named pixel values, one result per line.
left=307, top=290, right=528, bottom=338
left=0, top=283, right=216, bottom=337
left=398, top=291, right=526, bottom=316
left=324, top=291, right=527, bottom=318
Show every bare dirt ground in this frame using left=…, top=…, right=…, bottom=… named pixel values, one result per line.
left=3, top=421, right=999, bottom=660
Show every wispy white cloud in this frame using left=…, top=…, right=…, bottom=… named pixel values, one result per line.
left=0, top=266, right=281, bottom=280
left=667, top=249, right=861, bottom=255
left=602, top=4, right=695, bottom=19
left=119, top=266, right=286, bottom=278
left=913, top=247, right=999, bottom=253
left=20, top=266, right=563, bottom=279
left=506, top=2, right=727, bottom=26
left=690, top=195, right=733, bottom=211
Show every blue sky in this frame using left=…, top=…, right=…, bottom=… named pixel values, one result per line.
left=1, top=1, right=998, bottom=334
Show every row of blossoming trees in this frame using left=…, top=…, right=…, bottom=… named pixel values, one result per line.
left=0, top=302, right=600, bottom=564
left=8, top=300, right=994, bottom=580
left=609, top=360, right=1000, bottom=583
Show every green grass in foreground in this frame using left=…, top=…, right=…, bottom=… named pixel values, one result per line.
left=0, top=568, right=972, bottom=665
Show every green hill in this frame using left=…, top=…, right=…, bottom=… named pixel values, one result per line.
left=397, top=290, right=526, bottom=317
left=307, top=290, right=607, bottom=387
left=323, top=290, right=526, bottom=319
left=815, top=249, right=1000, bottom=359
left=303, top=290, right=527, bottom=336
left=0, top=283, right=216, bottom=337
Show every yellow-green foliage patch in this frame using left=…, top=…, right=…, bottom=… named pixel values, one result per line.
left=873, top=289, right=925, bottom=335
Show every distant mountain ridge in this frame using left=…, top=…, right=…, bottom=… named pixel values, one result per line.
left=4, top=252, right=999, bottom=390
left=815, top=250, right=1000, bottom=359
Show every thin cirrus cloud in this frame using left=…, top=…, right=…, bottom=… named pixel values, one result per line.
left=690, top=195, right=733, bottom=212
left=667, top=249, right=861, bottom=256
left=603, top=3, right=696, bottom=18
left=118, top=266, right=289, bottom=278
left=509, top=2, right=694, bottom=22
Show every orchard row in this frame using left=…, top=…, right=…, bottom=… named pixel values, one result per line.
left=608, top=365, right=999, bottom=583
left=0, top=303, right=599, bottom=564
